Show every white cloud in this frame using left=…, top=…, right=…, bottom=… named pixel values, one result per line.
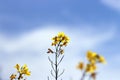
left=101, top=0, right=120, bottom=11
left=0, top=25, right=116, bottom=80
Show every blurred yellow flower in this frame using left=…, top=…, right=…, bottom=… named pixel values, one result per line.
left=87, top=51, right=97, bottom=60
left=98, top=55, right=106, bottom=64
left=77, top=62, right=84, bottom=70
left=85, top=64, right=96, bottom=73
left=77, top=51, right=106, bottom=80
left=86, top=51, right=106, bottom=64
left=10, top=74, right=16, bottom=80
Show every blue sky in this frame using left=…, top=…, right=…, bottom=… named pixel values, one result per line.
left=0, top=0, right=120, bottom=80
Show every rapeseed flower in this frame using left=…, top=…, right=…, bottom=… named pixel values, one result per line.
left=85, top=64, right=97, bottom=73
left=11, top=64, right=31, bottom=80
left=48, top=32, right=70, bottom=80
left=86, top=51, right=97, bottom=63
left=77, top=50, right=106, bottom=80
left=51, top=32, right=70, bottom=47
left=86, top=50, right=106, bottom=64
left=15, top=64, right=20, bottom=72
left=15, top=64, right=31, bottom=76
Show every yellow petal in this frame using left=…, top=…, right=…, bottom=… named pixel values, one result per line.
left=26, top=71, right=31, bottom=76
left=14, top=64, right=20, bottom=71
left=99, top=56, right=106, bottom=64
left=86, top=51, right=97, bottom=63
left=58, top=32, right=65, bottom=38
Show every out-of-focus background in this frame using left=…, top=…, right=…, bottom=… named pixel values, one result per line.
left=0, top=0, right=120, bottom=80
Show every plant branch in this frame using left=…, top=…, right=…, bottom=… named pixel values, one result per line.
left=51, top=70, right=55, bottom=78
left=58, top=55, right=64, bottom=66
left=80, top=71, right=86, bottom=80
left=58, top=69, right=65, bottom=78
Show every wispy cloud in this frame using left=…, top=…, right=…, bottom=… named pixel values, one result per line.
left=101, top=0, right=120, bottom=11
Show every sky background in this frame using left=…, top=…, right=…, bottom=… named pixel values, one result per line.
left=0, top=0, right=120, bottom=80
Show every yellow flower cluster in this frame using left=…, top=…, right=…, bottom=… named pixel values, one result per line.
left=77, top=51, right=106, bottom=73
left=52, top=32, right=70, bottom=46
left=15, top=64, right=31, bottom=76
left=87, top=50, right=106, bottom=64
left=10, top=64, right=31, bottom=80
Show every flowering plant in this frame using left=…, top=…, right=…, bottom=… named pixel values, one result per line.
left=47, top=32, right=70, bottom=80
left=77, top=51, right=106, bottom=80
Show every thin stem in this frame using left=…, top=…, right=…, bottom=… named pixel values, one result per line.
left=80, top=71, right=86, bottom=80
left=18, top=73, right=22, bottom=80
left=47, top=76, right=50, bottom=80
left=55, top=46, right=58, bottom=80
left=55, top=41, right=61, bottom=80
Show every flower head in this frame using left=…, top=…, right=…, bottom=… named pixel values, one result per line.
left=14, top=64, right=31, bottom=76
left=86, top=50, right=106, bottom=64
left=86, top=51, right=97, bottom=63
left=51, top=32, right=70, bottom=46
left=77, top=50, right=106, bottom=75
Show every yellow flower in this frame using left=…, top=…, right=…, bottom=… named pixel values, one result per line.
left=77, top=62, right=84, bottom=70
left=52, top=36, right=60, bottom=42
left=21, top=64, right=31, bottom=76
left=87, top=51, right=96, bottom=59
left=85, top=64, right=96, bottom=73
left=86, top=51, right=97, bottom=63
left=14, top=64, right=31, bottom=76
left=15, top=64, right=20, bottom=72
left=22, top=64, right=28, bottom=69
left=51, top=32, right=70, bottom=46
left=58, top=32, right=65, bottom=38
left=98, top=55, right=106, bottom=64
left=10, top=74, right=16, bottom=80
left=62, top=35, right=70, bottom=43
left=65, top=35, right=70, bottom=42
left=25, top=70, right=31, bottom=76
left=90, top=59, right=96, bottom=64
left=21, top=68, right=31, bottom=76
